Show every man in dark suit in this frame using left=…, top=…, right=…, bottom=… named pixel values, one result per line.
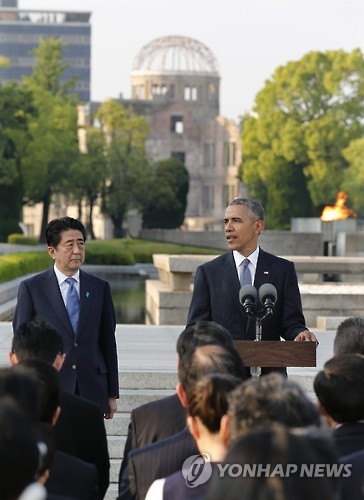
left=12, top=216, right=119, bottom=418
left=339, top=449, right=364, bottom=500
left=187, top=197, right=317, bottom=373
left=0, top=362, right=100, bottom=500
left=314, top=353, right=364, bottom=457
left=119, top=342, right=247, bottom=500
left=118, top=321, right=236, bottom=489
left=10, top=317, right=110, bottom=499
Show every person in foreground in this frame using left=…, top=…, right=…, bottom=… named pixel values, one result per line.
left=187, top=197, right=317, bottom=374
left=145, top=373, right=241, bottom=500
left=206, top=424, right=339, bottom=500
left=10, top=317, right=110, bottom=498
left=12, top=216, right=119, bottom=418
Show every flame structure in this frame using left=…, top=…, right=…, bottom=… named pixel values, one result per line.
left=320, top=192, right=356, bottom=221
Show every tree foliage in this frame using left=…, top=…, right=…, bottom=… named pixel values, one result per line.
left=65, top=127, right=109, bottom=239
left=20, top=38, right=79, bottom=241
left=141, top=158, right=189, bottom=229
left=0, top=82, right=35, bottom=241
left=96, top=99, right=149, bottom=237
left=241, top=49, right=364, bottom=228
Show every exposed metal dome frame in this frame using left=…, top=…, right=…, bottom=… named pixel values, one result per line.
left=133, top=35, right=219, bottom=74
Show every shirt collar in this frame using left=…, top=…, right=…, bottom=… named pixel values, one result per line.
left=233, top=247, right=260, bottom=270
left=53, top=264, right=80, bottom=285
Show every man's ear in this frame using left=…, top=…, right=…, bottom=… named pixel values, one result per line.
left=176, top=382, right=189, bottom=408
left=220, top=414, right=230, bottom=448
left=8, top=351, right=18, bottom=366
left=53, top=353, right=66, bottom=372
left=47, top=246, right=56, bottom=261
left=187, top=415, right=200, bottom=441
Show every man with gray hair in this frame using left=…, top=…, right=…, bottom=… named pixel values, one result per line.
left=222, top=372, right=321, bottom=444
left=333, top=317, right=364, bottom=356
left=187, top=197, right=317, bottom=375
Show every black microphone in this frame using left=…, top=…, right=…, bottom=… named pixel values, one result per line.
left=239, top=285, right=258, bottom=316
left=258, top=283, right=277, bottom=316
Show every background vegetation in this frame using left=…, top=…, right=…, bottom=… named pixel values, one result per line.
left=0, top=239, right=221, bottom=284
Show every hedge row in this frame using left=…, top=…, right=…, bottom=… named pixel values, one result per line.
left=0, top=239, right=220, bottom=284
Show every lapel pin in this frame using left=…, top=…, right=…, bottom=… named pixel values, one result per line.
left=264, top=271, right=269, bottom=274
left=86, top=292, right=90, bottom=298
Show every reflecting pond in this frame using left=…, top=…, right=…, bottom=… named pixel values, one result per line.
left=111, top=276, right=146, bottom=324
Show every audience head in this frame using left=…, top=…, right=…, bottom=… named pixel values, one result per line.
left=0, top=398, right=43, bottom=500
left=206, top=424, right=337, bottom=500
left=176, top=321, right=234, bottom=359
left=188, top=373, right=242, bottom=433
left=334, top=317, right=364, bottom=356
left=313, top=353, right=364, bottom=425
left=10, top=317, right=65, bottom=369
left=227, top=373, right=321, bottom=443
left=178, top=343, right=247, bottom=403
left=0, top=366, right=41, bottom=423
left=14, top=359, right=61, bottom=426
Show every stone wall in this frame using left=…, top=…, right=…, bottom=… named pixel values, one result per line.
left=140, top=229, right=324, bottom=256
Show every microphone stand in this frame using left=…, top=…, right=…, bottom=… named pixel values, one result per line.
left=245, top=307, right=273, bottom=378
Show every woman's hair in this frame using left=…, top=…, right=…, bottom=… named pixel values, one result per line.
left=188, top=373, right=241, bottom=432
left=206, top=424, right=338, bottom=500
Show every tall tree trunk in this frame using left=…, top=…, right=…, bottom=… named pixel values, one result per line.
left=111, top=214, right=124, bottom=238
left=88, top=197, right=96, bottom=240
left=39, top=190, right=51, bottom=243
left=77, top=199, right=82, bottom=221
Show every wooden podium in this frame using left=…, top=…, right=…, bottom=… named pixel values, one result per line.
left=233, top=340, right=316, bottom=368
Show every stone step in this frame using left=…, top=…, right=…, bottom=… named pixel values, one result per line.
left=316, top=316, right=348, bottom=330
left=118, top=370, right=178, bottom=390
left=107, top=435, right=126, bottom=460
left=110, top=458, right=122, bottom=485
left=117, top=388, right=175, bottom=412
left=105, top=483, right=118, bottom=500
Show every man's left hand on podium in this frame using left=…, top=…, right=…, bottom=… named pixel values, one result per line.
left=294, top=329, right=319, bottom=345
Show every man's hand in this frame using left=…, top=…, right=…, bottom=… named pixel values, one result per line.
left=294, top=329, right=319, bottom=344
left=104, top=397, right=118, bottom=419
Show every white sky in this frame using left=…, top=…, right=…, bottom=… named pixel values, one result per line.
left=19, top=0, right=363, bottom=123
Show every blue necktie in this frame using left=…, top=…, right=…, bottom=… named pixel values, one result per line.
left=66, top=278, right=79, bottom=333
left=239, top=259, right=252, bottom=286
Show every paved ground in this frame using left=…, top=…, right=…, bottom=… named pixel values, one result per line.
left=0, top=322, right=335, bottom=376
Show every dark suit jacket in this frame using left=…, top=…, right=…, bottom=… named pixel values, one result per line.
left=339, top=449, right=364, bottom=500
left=118, top=394, right=187, bottom=490
left=118, top=428, right=199, bottom=500
left=55, top=391, right=110, bottom=499
left=333, top=422, right=364, bottom=457
left=46, top=450, right=99, bottom=500
left=13, top=267, right=119, bottom=413
left=187, top=249, right=306, bottom=341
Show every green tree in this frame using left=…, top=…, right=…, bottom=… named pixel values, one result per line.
left=141, top=158, right=189, bottom=229
left=0, top=82, right=34, bottom=241
left=342, top=138, right=364, bottom=216
left=21, top=38, right=79, bottom=242
left=96, top=99, right=149, bottom=237
left=66, top=127, right=109, bottom=239
left=241, top=49, right=364, bottom=228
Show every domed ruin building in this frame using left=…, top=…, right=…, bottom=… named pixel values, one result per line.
left=121, top=35, right=243, bottom=230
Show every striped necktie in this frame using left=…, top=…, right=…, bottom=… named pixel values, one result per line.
left=239, top=259, right=252, bottom=286
left=66, top=277, right=79, bottom=333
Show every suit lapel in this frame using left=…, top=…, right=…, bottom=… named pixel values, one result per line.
left=42, top=269, right=74, bottom=337
left=254, top=249, right=273, bottom=289
left=77, top=270, right=94, bottom=339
